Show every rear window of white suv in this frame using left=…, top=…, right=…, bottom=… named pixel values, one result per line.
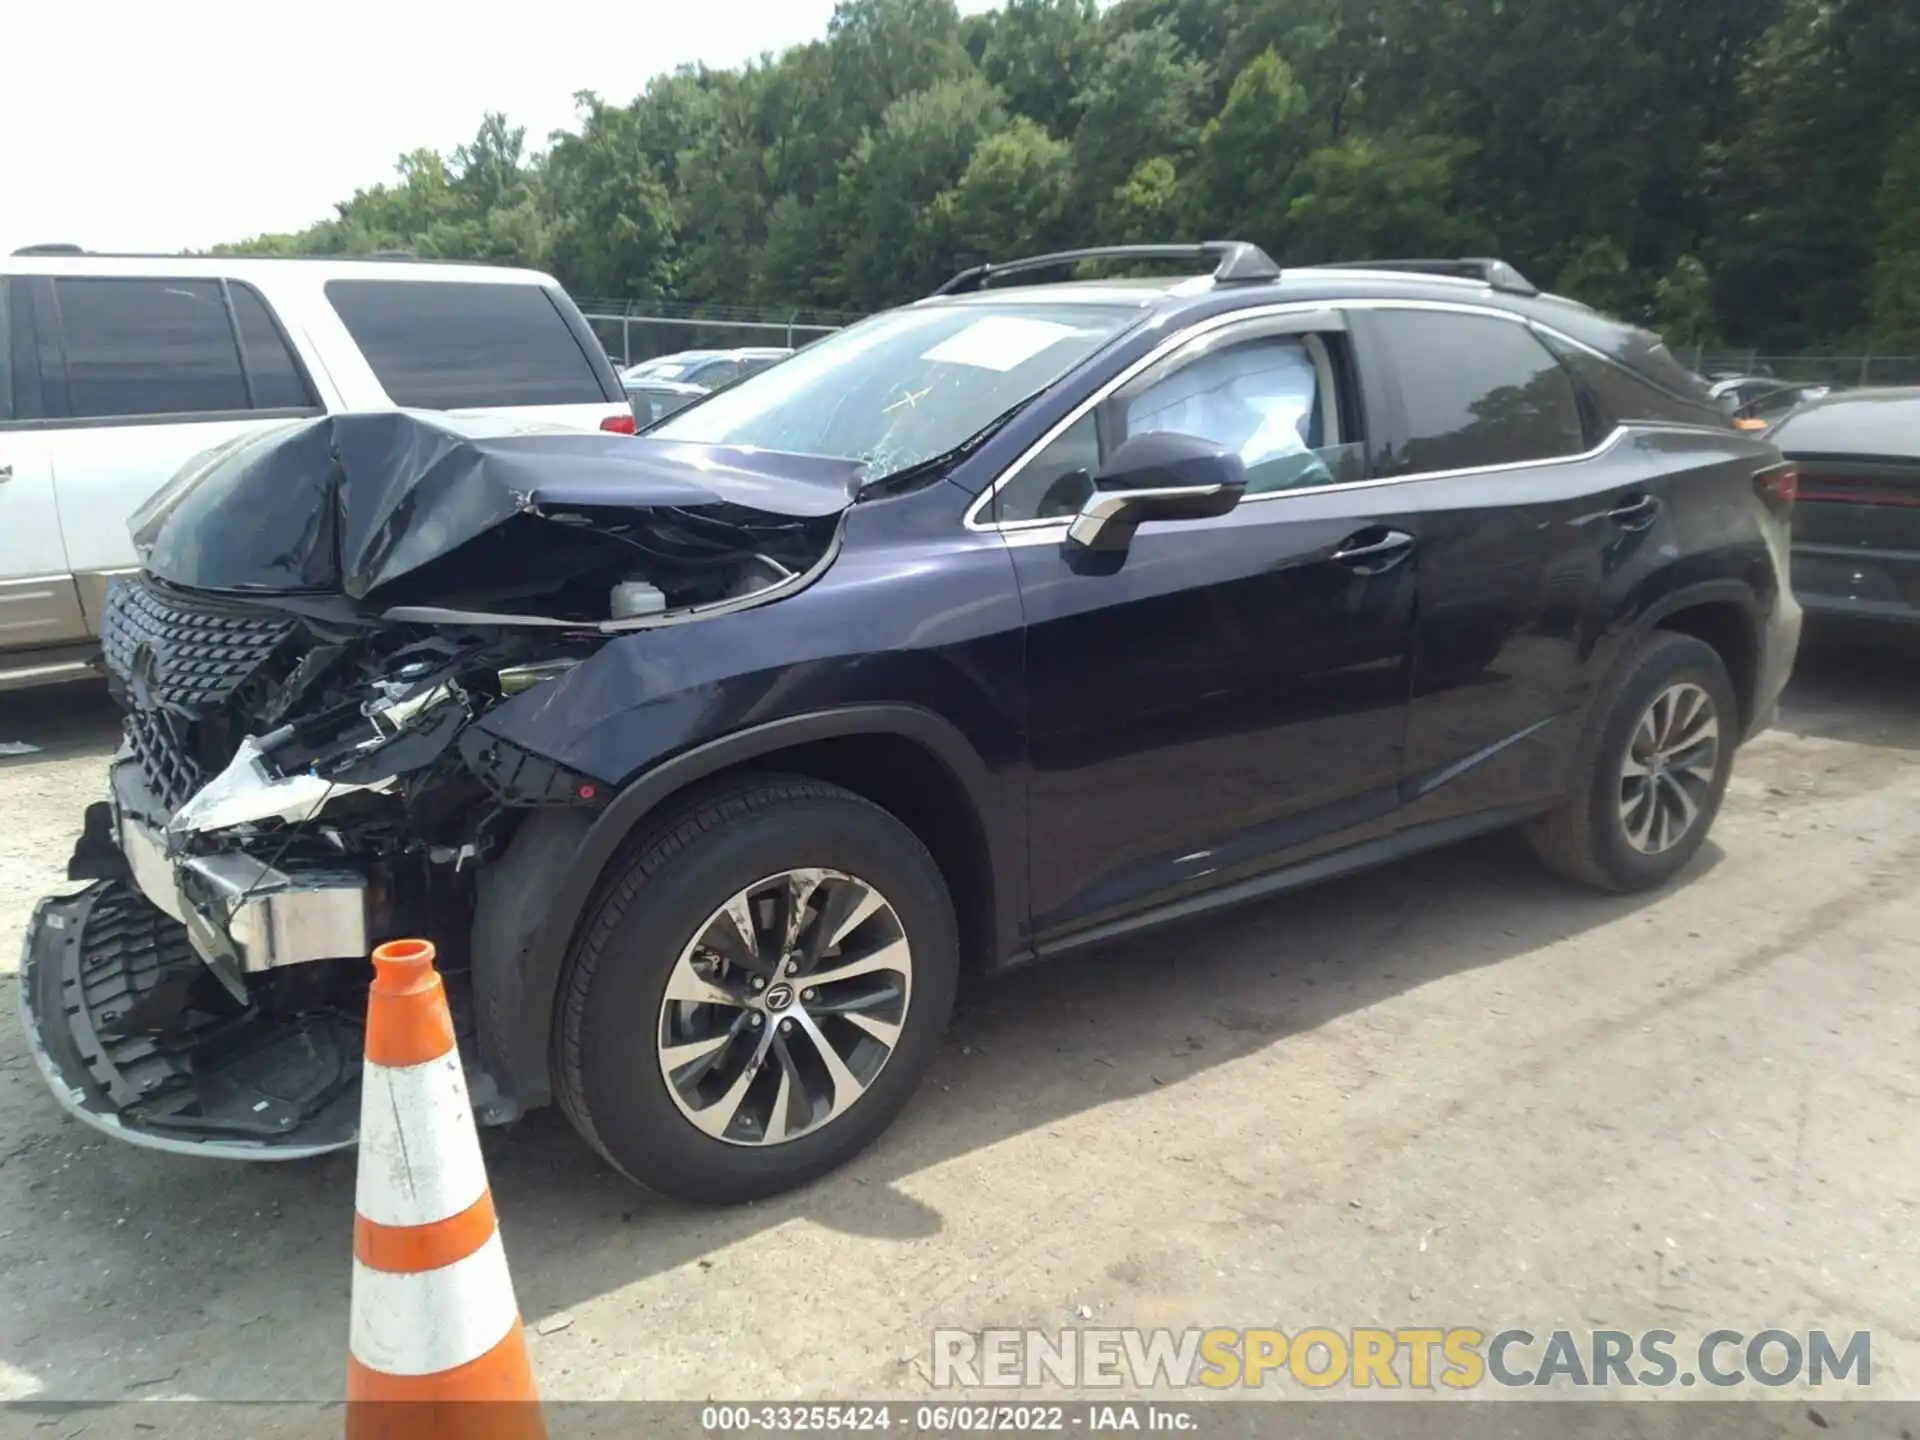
left=325, top=279, right=611, bottom=410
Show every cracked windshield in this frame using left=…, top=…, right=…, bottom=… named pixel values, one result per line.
left=650, top=301, right=1141, bottom=477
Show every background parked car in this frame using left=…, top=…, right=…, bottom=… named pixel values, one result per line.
left=621, top=347, right=793, bottom=390
left=624, top=376, right=709, bottom=427
left=0, top=249, right=631, bottom=689
left=1771, top=387, right=1920, bottom=635
left=1709, top=375, right=1832, bottom=431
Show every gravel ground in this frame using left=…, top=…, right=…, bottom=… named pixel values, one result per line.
left=0, top=645, right=1915, bottom=1409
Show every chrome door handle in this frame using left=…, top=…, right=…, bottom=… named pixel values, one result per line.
left=0, top=464, right=13, bottom=483
left=1336, top=529, right=1413, bottom=568
left=1331, top=528, right=1415, bottom=573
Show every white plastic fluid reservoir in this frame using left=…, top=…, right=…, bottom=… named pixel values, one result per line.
left=610, top=581, right=668, bottom=619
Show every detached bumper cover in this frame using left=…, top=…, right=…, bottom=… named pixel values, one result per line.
left=17, top=881, right=361, bottom=1159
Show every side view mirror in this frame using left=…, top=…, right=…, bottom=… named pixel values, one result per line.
left=1066, top=432, right=1247, bottom=553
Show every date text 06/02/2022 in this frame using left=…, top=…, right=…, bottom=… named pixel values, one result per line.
left=699, top=1404, right=1196, bottom=1432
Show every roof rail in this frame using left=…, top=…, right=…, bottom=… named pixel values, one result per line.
left=1313, top=257, right=1540, bottom=296
left=11, top=243, right=86, bottom=256
left=933, top=241, right=1281, bottom=297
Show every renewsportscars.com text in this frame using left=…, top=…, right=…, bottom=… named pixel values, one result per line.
left=931, top=1327, right=1871, bottom=1391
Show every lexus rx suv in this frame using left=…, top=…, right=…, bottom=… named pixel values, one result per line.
left=19, top=243, right=1801, bottom=1203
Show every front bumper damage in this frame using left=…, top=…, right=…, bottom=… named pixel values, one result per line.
left=19, top=882, right=362, bottom=1157
left=18, top=412, right=855, bottom=1160
left=20, top=758, right=450, bottom=1158
left=104, top=762, right=369, bottom=992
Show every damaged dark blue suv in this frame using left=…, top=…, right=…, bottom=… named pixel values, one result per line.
left=20, top=244, right=1801, bottom=1202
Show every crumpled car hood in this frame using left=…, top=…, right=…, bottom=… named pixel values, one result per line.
left=131, top=411, right=861, bottom=600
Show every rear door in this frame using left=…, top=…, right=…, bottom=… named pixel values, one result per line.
left=322, top=279, right=629, bottom=431
left=1351, top=304, right=1687, bottom=825
left=996, top=309, right=1417, bottom=939
left=29, top=275, right=326, bottom=622
left=0, top=278, right=87, bottom=648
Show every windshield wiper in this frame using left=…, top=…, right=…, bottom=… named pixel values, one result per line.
left=857, top=397, right=1037, bottom=500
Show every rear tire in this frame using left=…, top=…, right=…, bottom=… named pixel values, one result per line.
left=555, top=774, right=958, bottom=1203
left=1526, top=632, right=1737, bottom=893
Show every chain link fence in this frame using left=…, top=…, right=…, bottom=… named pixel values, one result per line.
left=574, top=301, right=1920, bottom=392
left=576, top=298, right=863, bottom=369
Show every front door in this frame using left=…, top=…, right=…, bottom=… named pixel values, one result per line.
left=991, top=311, right=1416, bottom=940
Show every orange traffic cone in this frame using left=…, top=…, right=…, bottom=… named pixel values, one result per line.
left=346, top=938, right=546, bottom=1440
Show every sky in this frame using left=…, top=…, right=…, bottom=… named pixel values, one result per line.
left=0, top=0, right=994, bottom=258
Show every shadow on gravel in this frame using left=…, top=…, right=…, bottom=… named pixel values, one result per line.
left=10, top=640, right=1920, bottom=1399
left=1778, top=628, right=1920, bottom=752
left=1, top=820, right=1694, bottom=1399
left=0, top=682, right=121, bottom=766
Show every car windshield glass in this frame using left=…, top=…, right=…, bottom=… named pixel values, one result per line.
left=628, top=359, right=696, bottom=380
left=650, top=302, right=1141, bottom=476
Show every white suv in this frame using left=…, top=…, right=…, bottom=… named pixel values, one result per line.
left=0, top=249, right=632, bottom=687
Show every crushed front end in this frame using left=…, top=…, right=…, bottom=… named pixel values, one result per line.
left=18, top=411, right=852, bottom=1156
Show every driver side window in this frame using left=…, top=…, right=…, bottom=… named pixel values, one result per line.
left=993, top=328, right=1361, bottom=525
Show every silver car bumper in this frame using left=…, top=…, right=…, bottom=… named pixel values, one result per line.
left=112, top=762, right=369, bottom=974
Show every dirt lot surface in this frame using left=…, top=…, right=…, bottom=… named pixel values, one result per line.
left=0, top=647, right=1915, bottom=1408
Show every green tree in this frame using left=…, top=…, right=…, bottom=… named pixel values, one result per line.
left=1652, top=255, right=1720, bottom=349
left=1868, top=116, right=1920, bottom=350
left=210, top=0, right=1917, bottom=354
left=1104, top=156, right=1187, bottom=244
left=942, top=119, right=1077, bottom=263
left=543, top=94, right=678, bottom=298
left=1070, top=22, right=1209, bottom=209
left=827, top=0, right=976, bottom=126
left=1282, top=134, right=1482, bottom=263
left=832, top=72, right=1009, bottom=307
left=1195, top=50, right=1311, bottom=242
left=978, top=0, right=1102, bottom=139
left=1712, top=0, right=1918, bottom=346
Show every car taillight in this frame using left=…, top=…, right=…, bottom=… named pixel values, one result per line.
left=1755, top=468, right=1797, bottom=504
left=600, top=413, right=637, bottom=435
left=1735, top=416, right=1769, bottom=431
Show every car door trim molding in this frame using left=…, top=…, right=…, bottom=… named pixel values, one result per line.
left=965, top=296, right=1725, bottom=535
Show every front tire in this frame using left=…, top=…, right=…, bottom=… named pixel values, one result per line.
left=555, top=775, right=958, bottom=1203
left=1526, top=632, right=1737, bottom=892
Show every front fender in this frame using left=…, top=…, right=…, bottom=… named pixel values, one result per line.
left=472, top=704, right=1021, bottom=1110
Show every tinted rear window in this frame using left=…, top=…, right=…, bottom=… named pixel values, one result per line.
left=1373, top=309, right=1588, bottom=472
left=54, top=277, right=249, bottom=419
left=326, top=280, right=609, bottom=409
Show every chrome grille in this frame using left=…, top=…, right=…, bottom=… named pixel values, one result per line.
left=99, top=579, right=297, bottom=714
left=124, top=709, right=210, bottom=816
left=99, top=578, right=301, bottom=813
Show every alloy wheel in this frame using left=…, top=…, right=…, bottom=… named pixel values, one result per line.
left=656, top=868, right=912, bottom=1146
left=1618, top=681, right=1720, bottom=855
